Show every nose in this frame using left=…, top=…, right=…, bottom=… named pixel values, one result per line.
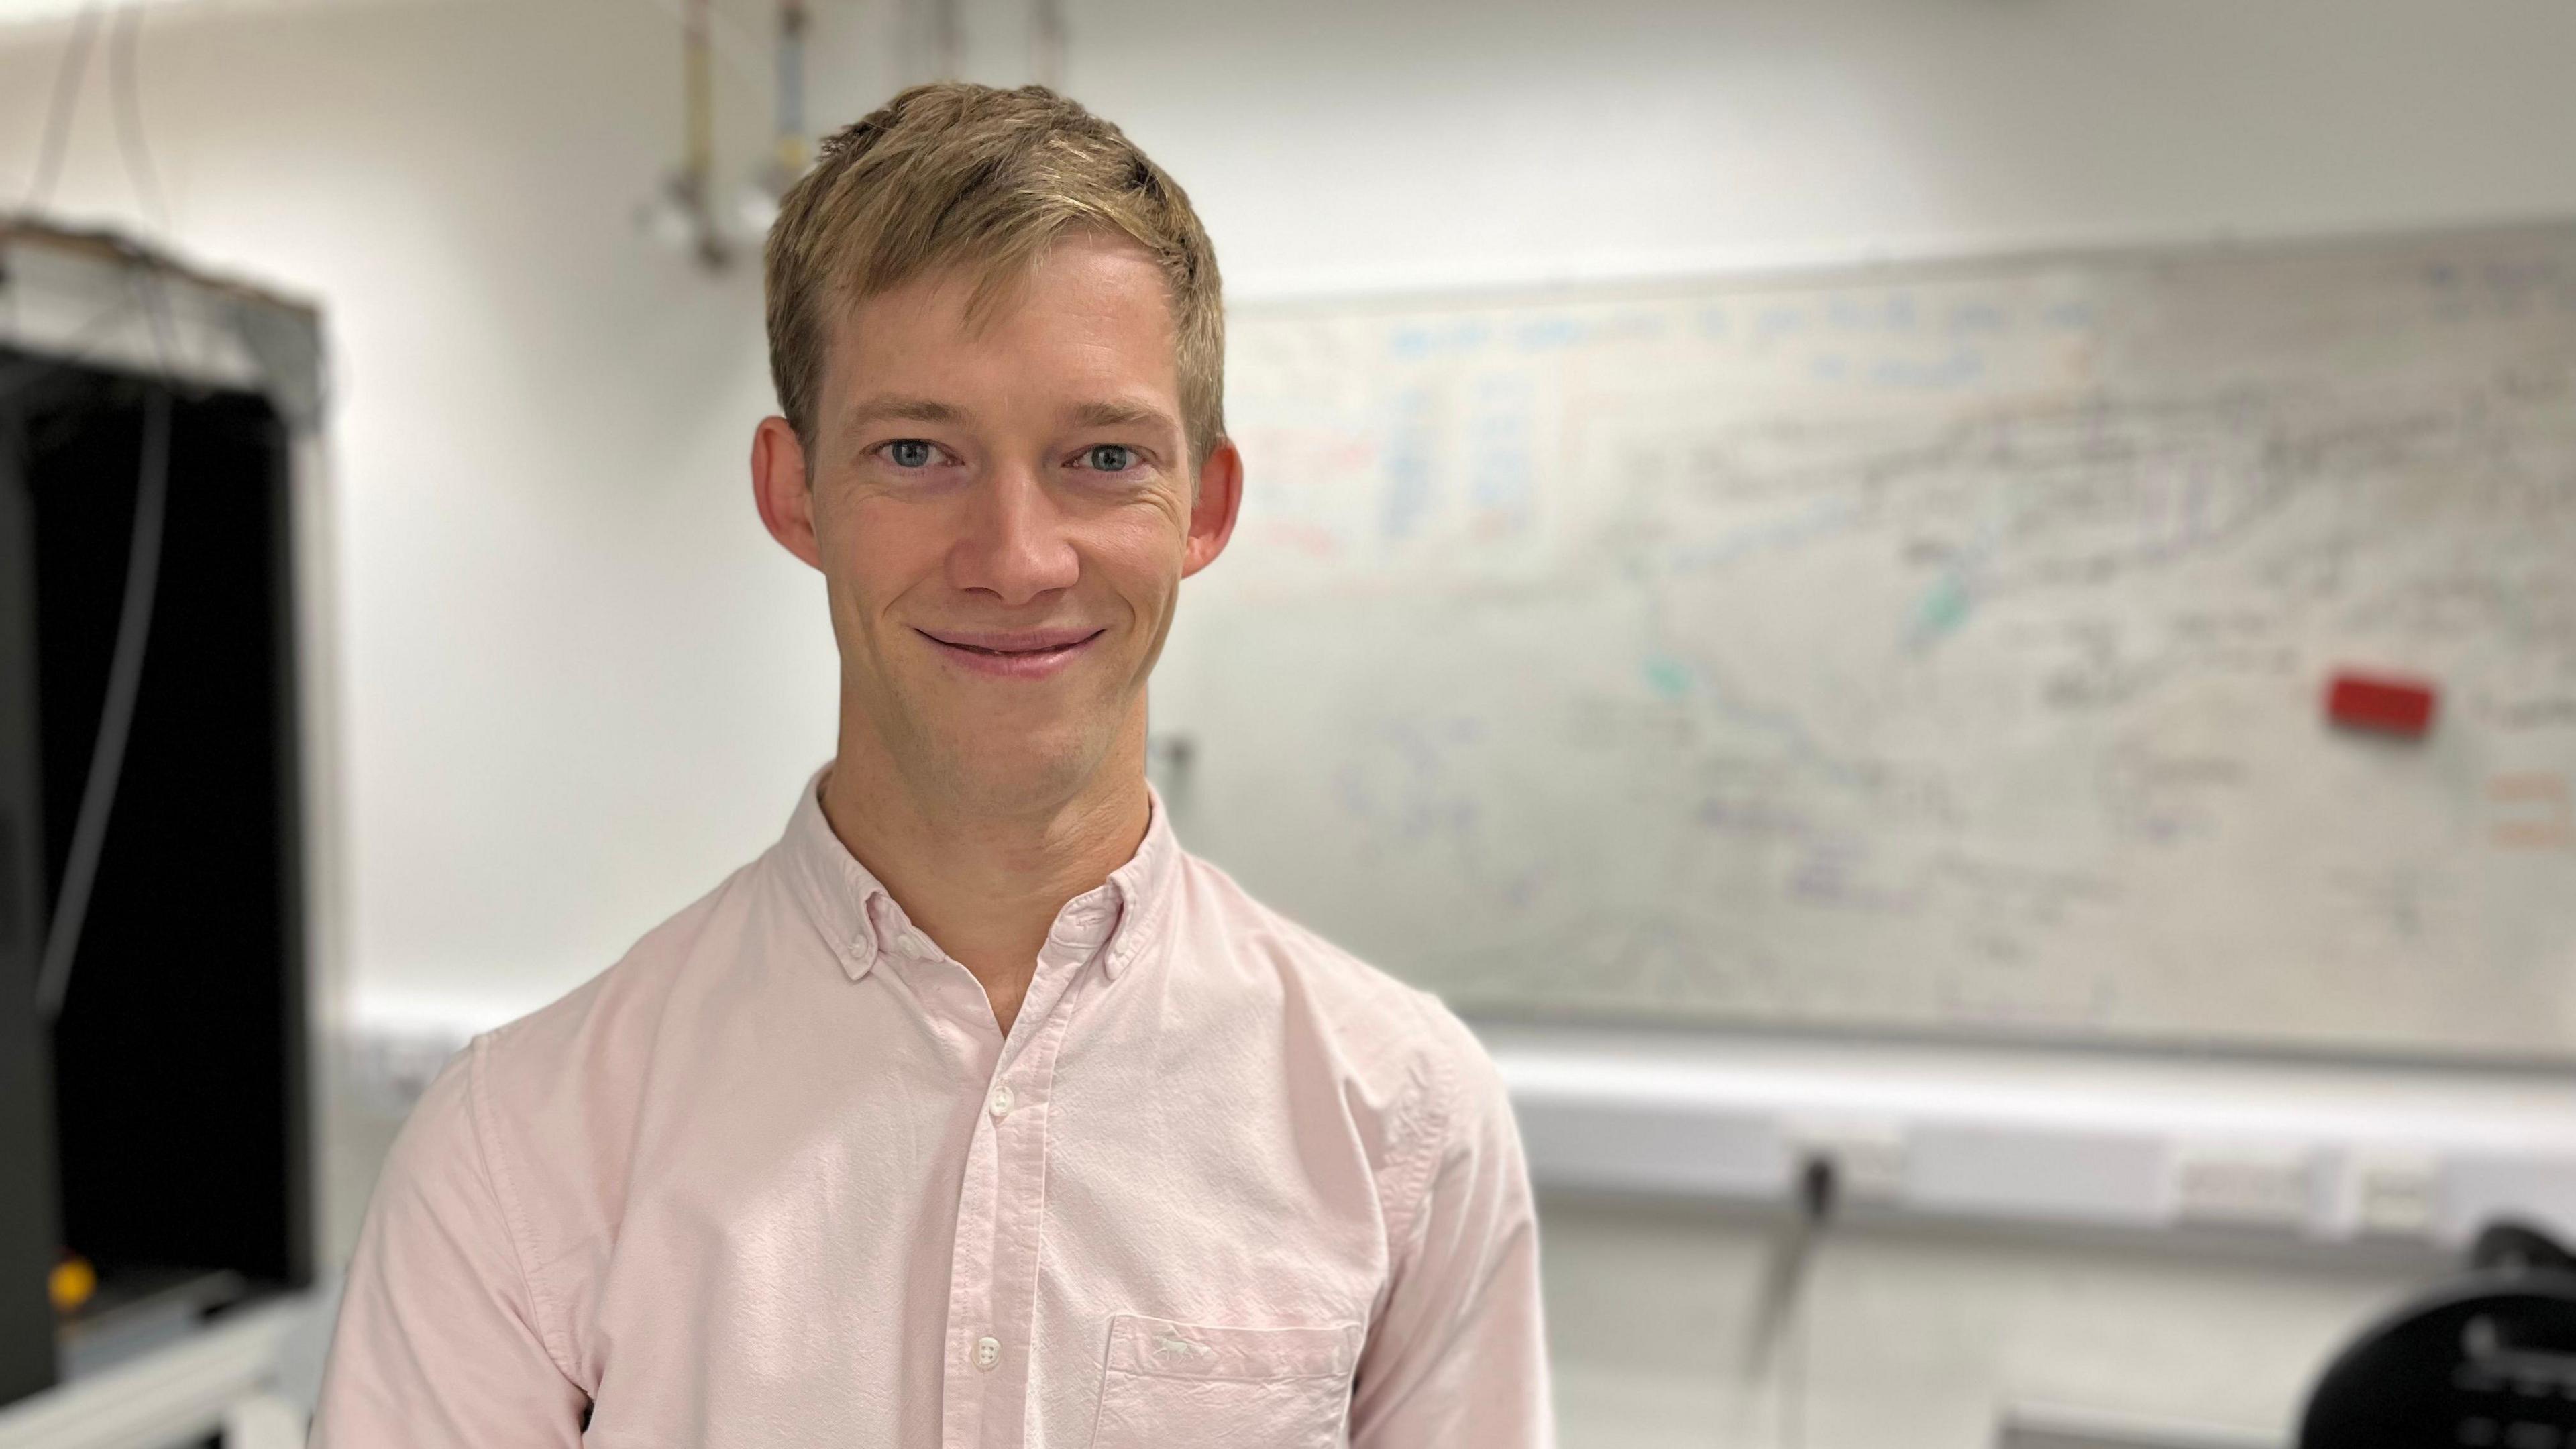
left=947, top=459, right=1079, bottom=607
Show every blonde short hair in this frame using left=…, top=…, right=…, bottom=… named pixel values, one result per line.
left=764, top=83, right=1226, bottom=463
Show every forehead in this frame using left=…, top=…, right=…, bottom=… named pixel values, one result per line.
left=827, top=233, right=1181, bottom=411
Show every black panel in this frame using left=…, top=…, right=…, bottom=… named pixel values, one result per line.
left=0, top=345, right=309, bottom=1405
left=0, top=386, right=64, bottom=1405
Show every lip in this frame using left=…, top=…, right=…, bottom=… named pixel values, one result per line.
left=916, top=626, right=1106, bottom=680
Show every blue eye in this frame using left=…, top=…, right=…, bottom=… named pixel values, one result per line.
left=1083, top=445, right=1136, bottom=472
left=885, top=439, right=936, bottom=468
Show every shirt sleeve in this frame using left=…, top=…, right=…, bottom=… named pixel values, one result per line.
left=307, top=1038, right=590, bottom=1447
left=1348, top=1006, right=1556, bottom=1448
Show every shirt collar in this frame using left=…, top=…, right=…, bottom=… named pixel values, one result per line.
left=778, top=763, right=1181, bottom=985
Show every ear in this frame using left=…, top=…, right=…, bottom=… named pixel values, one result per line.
left=1180, top=437, right=1243, bottom=579
left=751, top=415, right=824, bottom=571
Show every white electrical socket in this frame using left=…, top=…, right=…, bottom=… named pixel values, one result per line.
left=2347, top=1152, right=2442, bottom=1240
left=1785, top=1118, right=1907, bottom=1205
left=2171, top=1145, right=2314, bottom=1228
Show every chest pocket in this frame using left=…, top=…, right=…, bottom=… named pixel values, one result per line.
left=1087, top=1313, right=1362, bottom=1449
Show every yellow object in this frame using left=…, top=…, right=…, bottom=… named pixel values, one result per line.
left=48, top=1255, right=96, bottom=1315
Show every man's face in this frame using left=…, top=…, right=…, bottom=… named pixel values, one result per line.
left=752, top=231, right=1241, bottom=814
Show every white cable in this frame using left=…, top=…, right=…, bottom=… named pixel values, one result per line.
left=34, top=378, right=169, bottom=1022
left=22, top=1, right=105, bottom=212
left=109, top=1, right=174, bottom=235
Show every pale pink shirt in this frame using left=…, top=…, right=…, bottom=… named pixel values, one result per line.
left=309, top=769, right=1553, bottom=1447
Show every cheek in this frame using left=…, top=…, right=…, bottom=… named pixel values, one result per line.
left=1088, top=523, right=1186, bottom=628
left=829, top=496, right=951, bottom=614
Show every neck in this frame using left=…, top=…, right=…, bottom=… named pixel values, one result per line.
left=816, top=708, right=1151, bottom=1034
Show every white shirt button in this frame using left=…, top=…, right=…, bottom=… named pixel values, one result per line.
left=988, top=1083, right=1015, bottom=1119
left=974, top=1335, right=1001, bottom=1371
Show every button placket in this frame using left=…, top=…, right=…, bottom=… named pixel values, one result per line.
left=940, top=951, right=1085, bottom=1449
left=939, top=1075, right=1004, bottom=1447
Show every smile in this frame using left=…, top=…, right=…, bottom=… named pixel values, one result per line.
left=916, top=627, right=1106, bottom=680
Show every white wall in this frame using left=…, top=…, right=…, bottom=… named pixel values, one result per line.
left=8, top=0, right=2575, bottom=1028
left=7, top=0, right=2572, bottom=1442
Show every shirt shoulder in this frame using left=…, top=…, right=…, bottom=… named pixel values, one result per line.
left=474, top=856, right=760, bottom=1081
left=1171, top=849, right=1460, bottom=1025
left=1169, top=851, right=1511, bottom=1234
left=445, top=849, right=799, bottom=1261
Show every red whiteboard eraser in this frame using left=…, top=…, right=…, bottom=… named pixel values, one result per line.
left=2326, top=672, right=2438, bottom=738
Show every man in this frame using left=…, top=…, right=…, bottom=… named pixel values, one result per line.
left=311, top=83, right=1553, bottom=1446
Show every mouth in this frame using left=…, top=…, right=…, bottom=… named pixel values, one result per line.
left=915, top=627, right=1106, bottom=680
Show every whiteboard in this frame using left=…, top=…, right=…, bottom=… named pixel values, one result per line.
left=1157, top=221, right=2576, bottom=1059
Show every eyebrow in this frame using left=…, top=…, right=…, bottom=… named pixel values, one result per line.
left=1066, top=400, right=1178, bottom=433
left=837, top=397, right=1176, bottom=436
left=839, top=396, right=967, bottom=434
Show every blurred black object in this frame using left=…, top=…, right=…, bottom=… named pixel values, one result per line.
left=0, top=343, right=311, bottom=1406
left=2300, top=1221, right=2576, bottom=1449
